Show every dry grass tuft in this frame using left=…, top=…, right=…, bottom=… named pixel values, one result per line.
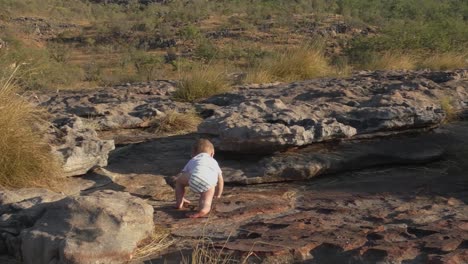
left=148, top=111, right=202, bottom=135
left=246, top=45, right=334, bottom=83
left=0, top=67, right=61, bottom=189
left=440, top=96, right=459, bottom=123
left=244, top=69, right=273, bottom=84
left=133, top=226, right=175, bottom=261
left=418, top=52, right=468, bottom=70
left=174, top=66, right=230, bottom=102
left=182, top=237, right=236, bottom=264
left=366, top=52, right=416, bottom=70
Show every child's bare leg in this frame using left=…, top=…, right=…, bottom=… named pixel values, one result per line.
left=188, top=187, right=215, bottom=218
left=175, top=173, right=190, bottom=209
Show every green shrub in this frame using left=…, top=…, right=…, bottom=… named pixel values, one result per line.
left=130, top=50, right=163, bottom=81
left=194, top=38, right=219, bottom=61
left=179, top=25, right=202, bottom=41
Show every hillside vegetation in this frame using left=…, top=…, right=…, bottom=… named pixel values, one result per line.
left=0, top=0, right=466, bottom=91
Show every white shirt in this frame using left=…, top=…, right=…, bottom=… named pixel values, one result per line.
left=182, top=153, right=222, bottom=191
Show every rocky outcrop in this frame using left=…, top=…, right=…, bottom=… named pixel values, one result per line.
left=35, top=81, right=189, bottom=131
left=199, top=70, right=468, bottom=153
left=140, top=120, right=468, bottom=263
left=106, top=121, right=448, bottom=185
left=33, top=70, right=468, bottom=152
left=0, top=189, right=154, bottom=264
left=47, top=116, right=115, bottom=176
left=221, top=131, right=446, bottom=184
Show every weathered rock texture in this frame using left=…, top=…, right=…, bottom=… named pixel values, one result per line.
left=0, top=189, right=154, bottom=264
left=224, top=192, right=467, bottom=263
left=199, top=70, right=468, bottom=152
left=149, top=188, right=467, bottom=264
left=47, top=116, right=115, bottom=176
left=35, top=81, right=189, bottom=131
left=106, top=130, right=447, bottom=185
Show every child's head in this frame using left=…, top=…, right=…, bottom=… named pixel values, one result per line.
left=192, top=139, right=215, bottom=157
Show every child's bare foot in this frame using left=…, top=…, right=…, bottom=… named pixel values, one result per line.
left=175, top=198, right=191, bottom=209
left=187, top=211, right=209, bottom=218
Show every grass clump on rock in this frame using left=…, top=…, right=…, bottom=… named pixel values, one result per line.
left=0, top=69, right=61, bottom=189
left=440, top=96, right=458, bottom=123
left=246, top=45, right=335, bottom=83
left=149, top=111, right=202, bottom=135
left=174, top=66, right=230, bottom=102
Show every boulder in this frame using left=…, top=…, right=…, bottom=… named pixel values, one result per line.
left=47, top=116, right=115, bottom=176
left=198, top=69, right=468, bottom=153
left=0, top=189, right=154, bottom=264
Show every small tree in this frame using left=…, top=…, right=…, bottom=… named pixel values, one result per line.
left=131, top=51, right=163, bottom=81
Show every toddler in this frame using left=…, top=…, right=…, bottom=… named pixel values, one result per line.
left=175, top=139, right=224, bottom=218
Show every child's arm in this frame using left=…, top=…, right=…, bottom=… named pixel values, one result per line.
left=214, top=173, right=224, bottom=198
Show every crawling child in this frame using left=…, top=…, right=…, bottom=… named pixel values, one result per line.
left=175, top=139, right=224, bottom=218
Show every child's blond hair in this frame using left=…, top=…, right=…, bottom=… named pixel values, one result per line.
left=192, top=139, right=214, bottom=156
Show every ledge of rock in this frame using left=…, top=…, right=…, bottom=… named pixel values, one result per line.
left=0, top=189, right=154, bottom=264
left=198, top=70, right=468, bottom=153
left=46, top=116, right=115, bottom=176
left=221, top=131, right=447, bottom=184
left=106, top=129, right=449, bottom=185
left=34, top=81, right=191, bottom=131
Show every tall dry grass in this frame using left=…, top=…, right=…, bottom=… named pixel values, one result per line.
left=418, top=52, right=468, bottom=70
left=439, top=96, right=459, bottom=123
left=0, top=67, right=61, bottom=189
left=182, top=233, right=239, bottom=264
left=133, top=226, right=175, bottom=261
left=365, top=52, right=417, bottom=70
left=174, top=66, right=230, bottom=102
left=245, top=45, right=336, bottom=83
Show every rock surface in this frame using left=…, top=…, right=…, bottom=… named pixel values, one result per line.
left=0, top=190, right=154, bottom=264
left=46, top=116, right=115, bottom=176
left=8, top=70, right=468, bottom=263
left=147, top=187, right=467, bottom=264
left=33, top=70, right=468, bottom=152
left=35, top=81, right=190, bottom=132
left=199, top=70, right=468, bottom=152
left=131, top=121, right=468, bottom=264
left=106, top=130, right=448, bottom=185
